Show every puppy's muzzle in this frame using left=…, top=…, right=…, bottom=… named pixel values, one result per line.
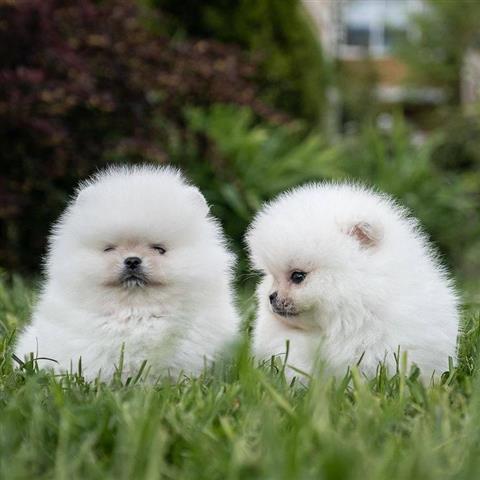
left=269, top=291, right=298, bottom=317
left=121, top=257, right=148, bottom=288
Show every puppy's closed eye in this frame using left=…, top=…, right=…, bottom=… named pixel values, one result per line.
left=151, top=245, right=166, bottom=254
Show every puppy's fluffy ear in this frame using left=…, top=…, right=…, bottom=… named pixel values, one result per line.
left=188, top=187, right=209, bottom=217
left=346, top=221, right=383, bottom=248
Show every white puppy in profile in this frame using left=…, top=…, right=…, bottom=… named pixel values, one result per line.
left=246, top=183, right=459, bottom=381
left=16, top=165, right=240, bottom=381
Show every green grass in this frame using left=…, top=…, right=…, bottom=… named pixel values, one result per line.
left=1, top=275, right=480, bottom=480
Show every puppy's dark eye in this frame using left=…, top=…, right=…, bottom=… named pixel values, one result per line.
left=290, top=271, right=307, bottom=284
left=151, top=245, right=166, bottom=254
left=104, top=246, right=116, bottom=252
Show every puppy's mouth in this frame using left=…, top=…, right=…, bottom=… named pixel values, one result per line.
left=272, top=305, right=316, bottom=332
left=271, top=304, right=299, bottom=318
left=120, top=271, right=148, bottom=289
left=269, top=295, right=316, bottom=331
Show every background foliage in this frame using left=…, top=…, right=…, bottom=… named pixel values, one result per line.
left=1, top=0, right=479, bottom=290
left=398, top=0, right=480, bottom=106
left=157, top=0, right=327, bottom=124
left=0, top=0, right=282, bottom=270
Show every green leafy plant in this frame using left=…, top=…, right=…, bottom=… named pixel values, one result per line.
left=181, top=105, right=480, bottom=288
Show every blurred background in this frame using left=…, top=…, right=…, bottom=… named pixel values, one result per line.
left=1, top=0, right=479, bottom=300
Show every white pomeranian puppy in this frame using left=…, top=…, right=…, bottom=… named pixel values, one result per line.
left=16, top=165, right=240, bottom=381
left=246, top=183, right=459, bottom=381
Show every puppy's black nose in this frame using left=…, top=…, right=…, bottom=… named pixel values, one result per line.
left=124, top=256, right=142, bottom=269
left=269, top=291, right=278, bottom=305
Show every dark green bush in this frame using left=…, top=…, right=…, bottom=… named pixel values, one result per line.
left=182, top=105, right=480, bottom=284
left=183, top=106, right=341, bottom=251
left=430, top=113, right=480, bottom=172
left=157, top=0, right=327, bottom=125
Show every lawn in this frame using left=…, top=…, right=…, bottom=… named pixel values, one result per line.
left=1, top=275, right=480, bottom=480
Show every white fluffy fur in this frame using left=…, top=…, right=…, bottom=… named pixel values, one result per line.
left=246, top=183, right=459, bottom=381
left=16, top=165, right=240, bottom=380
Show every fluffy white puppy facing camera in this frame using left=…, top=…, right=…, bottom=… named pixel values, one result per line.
left=246, top=183, right=459, bottom=382
left=15, top=165, right=240, bottom=381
